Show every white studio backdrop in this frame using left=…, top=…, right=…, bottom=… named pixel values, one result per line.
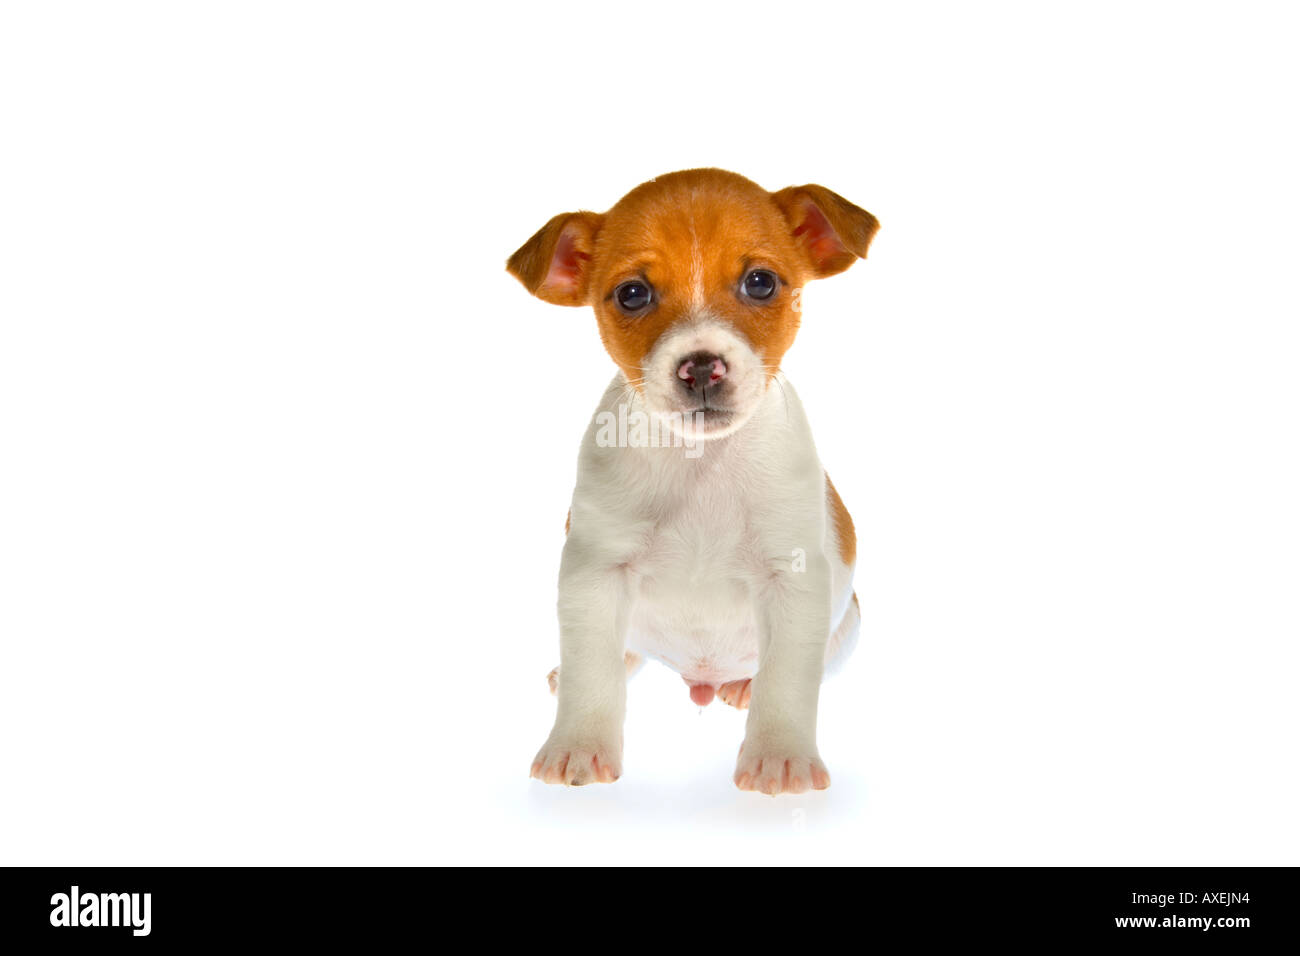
left=1, top=2, right=1297, bottom=865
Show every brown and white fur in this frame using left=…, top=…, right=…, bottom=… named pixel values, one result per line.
left=508, top=168, right=878, bottom=795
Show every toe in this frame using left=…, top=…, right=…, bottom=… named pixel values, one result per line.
left=786, top=762, right=811, bottom=794
left=592, top=753, right=619, bottom=783
left=566, top=754, right=598, bottom=786
left=542, top=754, right=569, bottom=785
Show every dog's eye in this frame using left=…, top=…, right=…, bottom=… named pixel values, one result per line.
left=741, top=269, right=778, bottom=301
left=614, top=280, right=654, bottom=314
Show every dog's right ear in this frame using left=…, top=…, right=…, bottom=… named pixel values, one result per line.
left=506, top=211, right=604, bottom=306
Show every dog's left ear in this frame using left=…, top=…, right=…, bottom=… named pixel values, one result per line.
left=771, top=184, right=879, bottom=278
left=506, top=211, right=604, bottom=306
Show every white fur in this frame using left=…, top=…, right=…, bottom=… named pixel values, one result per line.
left=533, top=366, right=858, bottom=789
left=688, top=215, right=705, bottom=310
left=640, top=314, right=767, bottom=439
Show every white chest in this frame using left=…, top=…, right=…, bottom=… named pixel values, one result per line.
left=621, top=472, right=768, bottom=683
left=573, top=375, right=827, bottom=684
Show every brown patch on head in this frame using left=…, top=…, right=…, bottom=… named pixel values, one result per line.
left=826, top=473, right=856, bottom=566
left=507, top=169, right=878, bottom=383
left=585, top=169, right=812, bottom=382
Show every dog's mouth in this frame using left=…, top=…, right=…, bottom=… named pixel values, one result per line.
left=641, top=401, right=738, bottom=436
left=648, top=384, right=763, bottom=437
left=678, top=386, right=738, bottom=415
left=651, top=391, right=739, bottom=417
left=673, top=400, right=736, bottom=419
left=679, top=405, right=738, bottom=435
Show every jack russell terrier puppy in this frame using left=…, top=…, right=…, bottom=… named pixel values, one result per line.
left=508, top=168, right=878, bottom=795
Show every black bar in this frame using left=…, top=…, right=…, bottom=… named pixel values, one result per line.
left=0, top=867, right=1293, bottom=945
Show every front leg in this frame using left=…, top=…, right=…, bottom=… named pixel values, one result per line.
left=736, top=550, right=833, bottom=795
left=530, top=539, right=630, bottom=786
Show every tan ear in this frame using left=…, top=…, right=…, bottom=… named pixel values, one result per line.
left=506, top=211, right=603, bottom=306
left=771, top=184, right=879, bottom=278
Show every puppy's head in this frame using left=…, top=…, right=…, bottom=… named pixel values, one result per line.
left=508, top=168, right=878, bottom=439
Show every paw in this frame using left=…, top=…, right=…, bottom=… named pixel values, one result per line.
left=530, top=731, right=622, bottom=786
left=718, top=678, right=752, bottom=709
left=734, top=739, right=830, bottom=795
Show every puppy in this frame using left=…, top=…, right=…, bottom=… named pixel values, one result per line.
left=508, top=168, right=878, bottom=794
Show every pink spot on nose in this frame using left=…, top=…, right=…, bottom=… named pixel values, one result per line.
left=678, top=356, right=727, bottom=386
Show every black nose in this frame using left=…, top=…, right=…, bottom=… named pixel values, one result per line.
left=676, top=352, right=728, bottom=391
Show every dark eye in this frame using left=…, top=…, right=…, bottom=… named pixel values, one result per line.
left=614, top=280, right=654, bottom=314
left=741, top=269, right=778, bottom=301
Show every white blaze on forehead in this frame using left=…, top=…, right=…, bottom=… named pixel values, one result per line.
left=689, top=210, right=704, bottom=310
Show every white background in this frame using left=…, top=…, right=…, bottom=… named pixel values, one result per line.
left=2, top=1, right=1297, bottom=866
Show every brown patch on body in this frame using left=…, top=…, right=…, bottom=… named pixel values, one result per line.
left=564, top=508, right=570, bottom=536
left=826, top=474, right=856, bottom=566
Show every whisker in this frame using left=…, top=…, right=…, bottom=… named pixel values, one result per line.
left=616, top=378, right=644, bottom=410
left=758, top=366, right=791, bottom=420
